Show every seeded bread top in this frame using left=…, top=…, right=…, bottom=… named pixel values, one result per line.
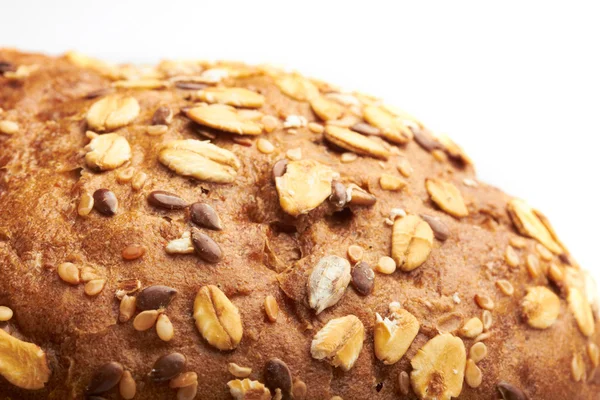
left=0, top=49, right=599, bottom=400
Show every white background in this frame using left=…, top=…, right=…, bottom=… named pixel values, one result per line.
left=2, top=1, right=599, bottom=282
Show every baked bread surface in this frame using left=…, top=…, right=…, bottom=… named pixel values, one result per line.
left=0, top=49, right=599, bottom=399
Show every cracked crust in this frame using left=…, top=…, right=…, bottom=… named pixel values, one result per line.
left=0, top=49, right=599, bottom=399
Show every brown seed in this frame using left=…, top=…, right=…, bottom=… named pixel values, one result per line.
left=152, top=106, right=173, bottom=125
left=133, top=310, right=159, bottom=331
left=398, top=371, right=410, bottom=395
left=350, top=122, right=380, bottom=136
left=264, top=358, right=292, bottom=397
left=264, top=295, right=279, bottom=323
left=474, top=294, right=495, bottom=310
left=170, top=371, right=198, bottom=388
left=119, top=295, right=136, bottom=323
left=119, top=370, right=136, bottom=400
left=136, top=285, right=177, bottom=311
left=86, top=362, right=124, bottom=395
left=412, top=127, right=442, bottom=152
left=292, top=380, right=307, bottom=400
left=122, top=244, right=146, bottom=260
left=93, top=189, right=118, bottom=216
left=329, top=181, right=348, bottom=209
left=272, top=159, right=289, bottom=180
left=191, top=228, right=223, bottom=263
left=149, top=353, right=186, bottom=382
left=351, top=262, right=374, bottom=296
left=420, top=214, right=450, bottom=241
left=147, top=190, right=188, bottom=210
left=175, top=81, right=208, bottom=90
left=190, top=203, right=222, bottom=230
left=84, top=87, right=113, bottom=99
left=0, top=61, right=16, bottom=74
left=497, top=381, right=529, bottom=400
left=177, top=382, right=198, bottom=400
left=233, top=136, right=253, bottom=146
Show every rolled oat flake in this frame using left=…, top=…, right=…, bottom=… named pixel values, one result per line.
left=191, top=228, right=223, bottom=263
left=190, top=203, right=222, bottom=230
left=149, top=352, right=186, bottom=382
left=93, top=188, right=118, bottom=215
left=147, top=190, right=188, bottom=210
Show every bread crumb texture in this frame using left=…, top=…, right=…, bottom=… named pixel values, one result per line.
left=0, top=49, right=599, bottom=399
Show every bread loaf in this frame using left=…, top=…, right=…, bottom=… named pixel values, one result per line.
left=0, top=49, right=598, bottom=399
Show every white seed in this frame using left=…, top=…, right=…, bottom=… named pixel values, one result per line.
left=57, top=262, right=80, bottom=285
left=177, top=382, right=198, bottom=400
left=286, top=148, right=302, bottom=160
left=78, top=192, right=94, bottom=216
left=119, top=295, right=136, bottom=323
left=340, top=152, right=358, bottom=163
left=147, top=124, right=168, bottom=136
left=0, top=120, right=19, bottom=135
left=119, top=370, right=136, bottom=399
left=156, top=313, right=175, bottom=342
left=257, top=138, right=275, bottom=154
left=469, top=342, right=488, bottom=363
left=133, top=310, right=159, bottom=331
left=84, top=279, right=106, bottom=296
left=375, top=256, right=396, bottom=274
left=0, top=306, right=14, bottom=321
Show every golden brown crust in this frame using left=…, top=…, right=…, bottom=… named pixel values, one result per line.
left=0, top=49, right=599, bottom=399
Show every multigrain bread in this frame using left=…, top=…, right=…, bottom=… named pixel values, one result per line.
left=0, top=49, right=599, bottom=399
